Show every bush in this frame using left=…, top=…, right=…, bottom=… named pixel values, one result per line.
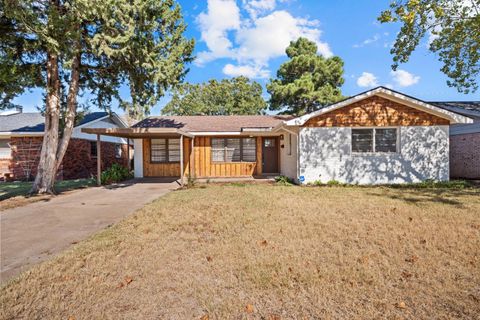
left=275, top=175, right=294, bottom=186
left=326, top=179, right=342, bottom=186
left=100, top=164, right=132, bottom=185
left=388, top=179, right=472, bottom=189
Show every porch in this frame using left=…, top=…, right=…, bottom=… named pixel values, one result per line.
left=81, top=127, right=296, bottom=185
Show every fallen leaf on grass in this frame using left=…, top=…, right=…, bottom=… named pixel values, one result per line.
left=258, top=240, right=268, bottom=246
left=125, top=276, right=133, bottom=284
left=405, top=255, right=419, bottom=263
left=395, top=301, right=407, bottom=309
left=245, top=304, right=254, bottom=313
left=200, top=314, right=209, bottom=320
left=206, top=256, right=212, bottom=262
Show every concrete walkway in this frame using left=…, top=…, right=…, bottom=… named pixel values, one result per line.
left=0, top=178, right=179, bottom=283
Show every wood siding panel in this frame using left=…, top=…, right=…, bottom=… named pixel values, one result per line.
left=143, top=138, right=181, bottom=177
left=142, top=136, right=268, bottom=178
left=190, top=136, right=262, bottom=178
left=304, top=96, right=450, bottom=127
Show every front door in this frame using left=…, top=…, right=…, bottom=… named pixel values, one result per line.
left=262, top=137, right=279, bottom=174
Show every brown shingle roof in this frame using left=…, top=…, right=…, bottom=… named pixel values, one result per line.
left=133, top=115, right=290, bottom=132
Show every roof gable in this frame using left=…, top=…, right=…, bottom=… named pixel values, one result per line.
left=285, top=87, right=473, bottom=126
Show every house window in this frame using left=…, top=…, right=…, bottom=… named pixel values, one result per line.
left=0, top=139, right=11, bottom=158
left=115, top=144, right=122, bottom=159
left=90, top=141, right=97, bottom=158
left=150, top=138, right=180, bottom=163
left=351, top=128, right=397, bottom=153
left=211, top=138, right=256, bottom=162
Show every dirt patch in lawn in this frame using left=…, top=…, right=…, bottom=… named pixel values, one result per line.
left=1, top=185, right=479, bottom=319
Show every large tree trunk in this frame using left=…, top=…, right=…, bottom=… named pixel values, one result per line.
left=55, top=49, right=81, bottom=173
left=30, top=42, right=81, bottom=194
left=30, top=52, right=61, bottom=194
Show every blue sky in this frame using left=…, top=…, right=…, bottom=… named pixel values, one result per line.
left=13, top=0, right=479, bottom=114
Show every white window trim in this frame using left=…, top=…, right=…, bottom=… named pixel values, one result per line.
left=350, top=126, right=400, bottom=155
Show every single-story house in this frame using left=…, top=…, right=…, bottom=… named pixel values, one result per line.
left=83, top=87, right=473, bottom=185
left=429, top=101, right=480, bottom=179
left=0, top=109, right=131, bottom=181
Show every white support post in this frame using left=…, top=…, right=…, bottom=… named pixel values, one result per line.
left=180, top=135, right=184, bottom=186
left=97, top=134, right=101, bottom=186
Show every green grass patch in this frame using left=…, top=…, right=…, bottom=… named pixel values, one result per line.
left=0, top=178, right=95, bottom=201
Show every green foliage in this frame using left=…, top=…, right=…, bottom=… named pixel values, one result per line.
left=267, top=37, right=345, bottom=115
left=186, top=174, right=197, bottom=187
left=379, top=0, right=480, bottom=93
left=387, top=179, right=473, bottom=189
left=326, top=180, right=342, bottom=186
left=162, top=76, right=267, bottom=115
left=1, top=0, right=194, bottom=113
left=100, top=164, right=132, bottom=185
left=275, top=175, right=294, bottom=186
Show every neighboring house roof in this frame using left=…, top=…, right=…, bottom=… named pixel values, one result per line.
left=133, top=115, right=291, bottom=132
left=77, top=112, right=109, bottom=126
left=284, top=86, right=473, bottom=126
left=0, top=111, right=126, bottom=136
left=428, top=101, right=480, bottom=118
left=429, top=101, right=480, bottom=135
left=0, top=113, right=45, bottom=133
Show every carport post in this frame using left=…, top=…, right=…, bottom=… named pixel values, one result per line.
left=97, top=134, right=101, bottom=186
left=126, top=138, right=131, bottom=170
left=180, top=135, right=184, bottom=186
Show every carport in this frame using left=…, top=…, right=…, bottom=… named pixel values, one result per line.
left=81, top=127, right=194, bottom=186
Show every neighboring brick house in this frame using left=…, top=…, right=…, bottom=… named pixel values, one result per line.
left=430, top=102, right=480, bottom=179
left=0, top=110, right=131, bottom=181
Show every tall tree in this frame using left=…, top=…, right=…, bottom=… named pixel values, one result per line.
left=1, top=0, right=194, bottom=194
left=379, top=0, right=480, bottom=93
left=162, top=76, right=267, bottom=115
left=267, top=37, right=345, bottom=116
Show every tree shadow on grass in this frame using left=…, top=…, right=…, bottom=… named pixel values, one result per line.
left=366, top=188, right=480, bottom=208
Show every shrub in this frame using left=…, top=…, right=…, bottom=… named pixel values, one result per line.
left=388, top=179, right=472, bottom=189
left=326, top=179, right=342, bottom=186
left=275, top=175, right=294, bottom=186
left=100, top=164, right=132, bottom=185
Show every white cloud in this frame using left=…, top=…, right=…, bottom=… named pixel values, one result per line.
left=223, top=63, right=270, bottom=78
left=390, top=69, right=420, bottom=87
left=196, top=0, right=332, bottom=78
left=356, top=72, right=379, bottom=88
left=196, top=0, right=241, bottom=64
left=243, top=0, right=276, bottom=19
left=353, top=34, right=380, bottom=48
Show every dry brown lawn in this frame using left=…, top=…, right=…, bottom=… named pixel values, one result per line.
left=1, top=184, right=479, bottom=319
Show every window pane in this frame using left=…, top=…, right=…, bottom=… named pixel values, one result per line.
left=168, top=139, right=180, bottom=162
left=0, top=139, right=11, bottom=158
left=375, top=129, right=397, bottom=152
left=211, top=138, right=225, bottom=162
left=226, top=138, right=241, bottom=162
left=352, top=129, right=373, bottom=153
left=242, top=138, right=256, bottom=162
left=151, top=139, right=167, bottom=162
left=115, top=144, right=122, bottom=158
left=264, top=138, right=275, bottom=147
left=90, top=141, right=97, bottom=157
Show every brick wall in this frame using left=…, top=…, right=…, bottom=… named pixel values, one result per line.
left=9, top=137, right=43, bottom=181
left=450, top=133, right=480, bottom=179
left=61, top=139, right=129, bottom=180
left=2, top=137, right=129, bottom=181
left=305, top=96, right=450, bottom=127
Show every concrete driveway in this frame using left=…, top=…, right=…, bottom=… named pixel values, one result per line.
left=0, top=178, right=179, bottom=283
